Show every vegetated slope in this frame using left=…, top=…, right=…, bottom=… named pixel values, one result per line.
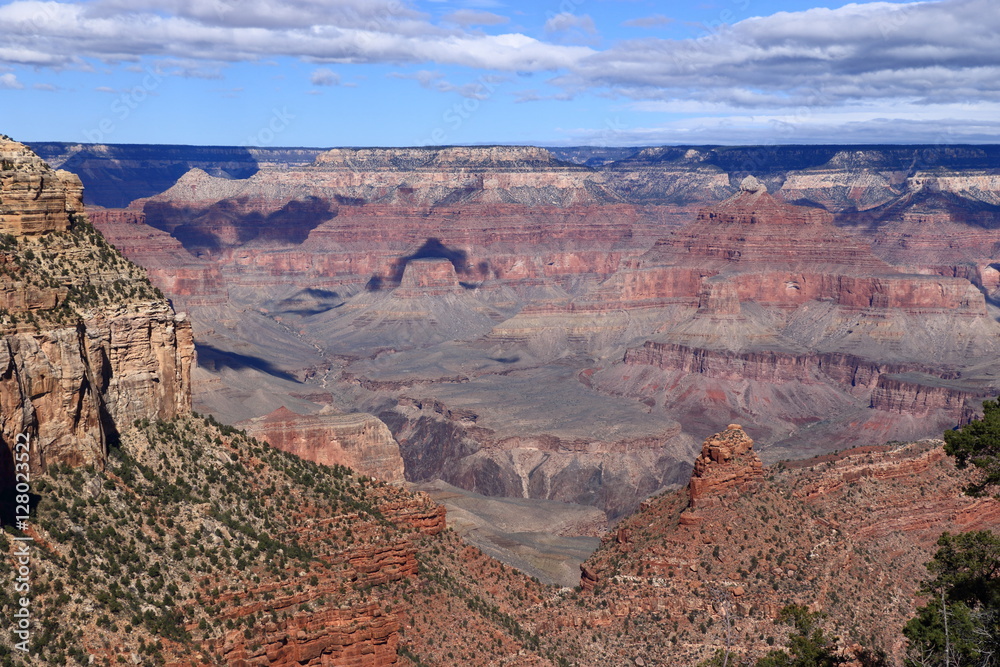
left=570, top=427, right=1000, bottom=665
left=3, top=415, right=997, bottom=666
left=0, top=414, right=630, bottom=667
left=0, top=415, right=438, bottom=665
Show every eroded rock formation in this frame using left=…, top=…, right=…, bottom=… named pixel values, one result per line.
left=0, top=138, right=193, bottom=485
left=240, top=406, right=405, bottom=483
left=686, top=424, right=763, bottom=510
left=576, top=431, right=1000, bottom=663
left=0, top=136, right=83, bottom=235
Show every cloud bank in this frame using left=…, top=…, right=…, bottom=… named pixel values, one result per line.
left=1, top=0, right=998, bottom=143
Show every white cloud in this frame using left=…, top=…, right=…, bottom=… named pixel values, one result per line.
left=0, top=72, right=23, bottom=89
left=152, top=58, right=226, bottom=79
left=310, top=67, right=340, bottom=86
left=555, top=101, right=1000, bottom=145
left=0, top=0, right=592, bottom=72
left=561, top=0, right=1000, bottom=111
left=388, top=69, right=506, bottom=99
left=2, top=0, right=998, bottom=143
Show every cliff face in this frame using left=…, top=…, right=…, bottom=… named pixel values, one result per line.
left=685, top=424, right=763, bottom=512
left=0, top=138, right=193, bottom=495
left=0, top=136, right=83, bottom=235
left=240, top=406, right=405, bottom=483
left=587, top=178, right=999, bottom=451
left=0, top=305, right=192, bottom=469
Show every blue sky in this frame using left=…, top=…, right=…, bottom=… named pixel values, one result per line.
left=1, top=0, right=998, bottom=147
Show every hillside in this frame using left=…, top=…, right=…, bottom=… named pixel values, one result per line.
left=569, top=427, right=1000, bottom=664
left=4, top=417, right=996, bottom=665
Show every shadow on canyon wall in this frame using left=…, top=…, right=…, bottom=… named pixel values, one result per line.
left=195, top=343, right=301, bottom=383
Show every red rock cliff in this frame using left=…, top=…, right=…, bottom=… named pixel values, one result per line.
left=241, top=406, right=406, bottom=483
left=0, top=136, right=83, bottom=235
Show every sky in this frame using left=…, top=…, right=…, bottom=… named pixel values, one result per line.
left=0, top=0, right=998, bottom=147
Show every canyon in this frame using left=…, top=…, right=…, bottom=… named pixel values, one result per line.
left=30, top=141, right=1000, bottom=520
left=3, top=136, right=1000, bottom=664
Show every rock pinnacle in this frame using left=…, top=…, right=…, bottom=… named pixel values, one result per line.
left=740, top=175, right=767, bottom=193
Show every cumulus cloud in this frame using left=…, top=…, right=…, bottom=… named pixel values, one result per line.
left=561, top=0, right=1000, bottom=110
left=83, top=0, right=429, bottom=31
left=0, top=72, right=23, bottom=89
left=442, top=10, right=508, bottom=27
left=152, top=59, right=226, bottom=79
left=622, top=14, right=673, bottom=29
left=3, top=0, right=999, bottom=142
left=0, top=0, right=591, bottom=72
left=543, top=12, right=599, bottom=46
left=310, top=67, right=340, bottom=86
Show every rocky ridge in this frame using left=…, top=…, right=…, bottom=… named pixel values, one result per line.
left=569, top=427, right=1000, bottom=665
left=685, top=424, right=764, bottom=512
left=0, top=138, right=193, bottom=504
left=0, top=136, right=83, bottom=236
left=0, top=415, right=449, bottom=665
left=2, top=402, right=998, bottom=665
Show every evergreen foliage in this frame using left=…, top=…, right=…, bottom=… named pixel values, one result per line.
left=944, top=396, right=1000, bottom=497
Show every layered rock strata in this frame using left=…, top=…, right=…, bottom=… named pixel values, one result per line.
left=85, top=208, right=228, bottom=308
left=0, top=137, right=194, bottom=488
left=0, top=136, right=83, bottom=235
left=42, top=141, right=1000, bottom=514
left=575, top=432, right=1000, bottom=664
left=686, top=424, right=763, bottom=510
left=240, top=406, right=406, bottom=483
left=591, top=177, right=999, bottom=448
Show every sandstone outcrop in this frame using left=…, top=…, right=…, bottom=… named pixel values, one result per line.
left=240, top=406, right=405, bottom=483
left=0, top=138, right=193, bottom=490
left=395, top=258, right=461, bottom=296
left=1, top=304, right=192, bottom=471
left=0, top=136, right=83, bottom=235
left=686, top=425, right=763, bottom=509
